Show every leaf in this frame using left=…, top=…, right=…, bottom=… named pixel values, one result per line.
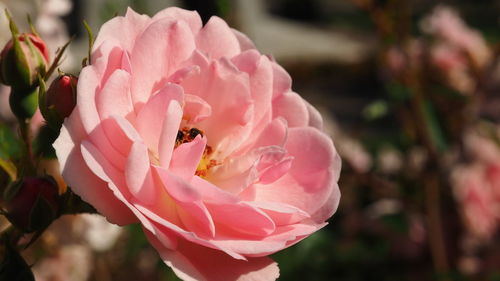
left=422, top=99, right=448, bottom=152
left=0, top=159, right=16, bottom=182
left=385, top=82, right=411, bottom=101
left=363, top=100, right=389, bottom=120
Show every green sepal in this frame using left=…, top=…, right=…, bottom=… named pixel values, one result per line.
left=26, top=14, right=39, bottom=37
left=44, top=36, right=73, bottom=80
left=26, top=191, right=58, bottom=232
left=9, top=88, right=38, bottom=119
left=59, top=189, right=97, bottom=215
left=4, top=9, right=19, bottom=36
left=83, top=20, right=94, bottom=65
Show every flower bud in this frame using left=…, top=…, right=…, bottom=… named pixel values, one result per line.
left=3, top=176, right=59, bottom=233
left=40, top=74, right=77, bottom=128
left=0, top=33, right=49, bottom=91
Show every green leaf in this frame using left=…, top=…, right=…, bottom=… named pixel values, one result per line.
left=422, top=100, right=448, bottom=152
left=363, top=100, right=389, bottom=120
left=0, top=159, right=16, bottom=182
left=385, top=82, right=411, bottom=101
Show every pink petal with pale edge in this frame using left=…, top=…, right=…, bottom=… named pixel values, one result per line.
left=145, top=230, right=279, bottom=281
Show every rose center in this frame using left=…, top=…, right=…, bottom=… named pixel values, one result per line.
left=175, top=127, right=217, bottom=177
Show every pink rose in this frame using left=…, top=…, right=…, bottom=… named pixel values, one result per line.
left=421, top=6, right=491, bottom=68
left=452, top=164, right=499, bottom=239
left=452, top=133, right=500, bottom=239
left=54, top=7, right=341, bottom=281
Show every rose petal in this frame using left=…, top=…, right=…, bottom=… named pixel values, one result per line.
left=196, top=16, right=241, bottom=59
left=146, top=231, right=280, bottom=281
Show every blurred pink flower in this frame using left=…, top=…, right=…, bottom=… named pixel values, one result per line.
left=452, top=164, right=499, bottom=239
left=33, top=245, right=92, bottom=281
left=422, top=5, right=491, bottom=69
left=385, top=40, right=424, bottom=76
left=430, top=43, right=475, bottom=94
left=54, top=7, right=341, bottom=281
left=337, top=137, right=371, bottom=173
left=377, top=147, right=403, bottom=174
left=452, top=132, right=500, bottom=239
left=73, top=214, right=123, bottom=252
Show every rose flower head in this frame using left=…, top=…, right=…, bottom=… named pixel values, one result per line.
left=54, top=7, right=341, bottom=281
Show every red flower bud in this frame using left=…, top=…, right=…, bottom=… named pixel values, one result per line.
left=0, top=33, right=49, bottom=90
left=3, top=176, right=59, bottom=233
left=40, top=74, right=77, bottom=128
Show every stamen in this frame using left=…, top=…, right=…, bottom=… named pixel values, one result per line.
left=172, top=126, right=219, bottom=178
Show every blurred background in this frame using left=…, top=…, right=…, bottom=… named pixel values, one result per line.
left=2, top=0, right=500, bottom=280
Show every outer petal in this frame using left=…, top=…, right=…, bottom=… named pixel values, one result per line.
left=196, top=16, right=241, bottom=59
left=271, top=63, right=292, bottom=100
left=272, top=92, right=309, bottom=128
left=93, top=7, right=150, bottom=54
left=232, top=29, right=256, bottom=52
left=152, top=7, right=203, bottom=34
left=305, top=100, right=323, bottom=130
left=54, top=127, right=136, bottom=225
left=146, top=231, right=280, bottom=281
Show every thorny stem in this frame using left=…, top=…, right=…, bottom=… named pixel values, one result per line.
left=424, top=171, right=450, bottom=276
left=402, top=47, right=451, bottom=279
left=402, top=27, right=451, bottom=281
left=355, top=1, right=451, bottom=277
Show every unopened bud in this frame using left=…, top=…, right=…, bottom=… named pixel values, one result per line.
left=40, top=74, right=77, bottom=128
left=3, top=176, right=59, bottom=233
left=0, top=33, right=49, bottom=91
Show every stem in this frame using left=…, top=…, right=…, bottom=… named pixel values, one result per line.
left=18, top=118, right=35, bottom=175
left=424, top=172, right=450, bottom=277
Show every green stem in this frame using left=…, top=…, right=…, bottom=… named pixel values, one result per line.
left=18, top=118, right=35, bottom=176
